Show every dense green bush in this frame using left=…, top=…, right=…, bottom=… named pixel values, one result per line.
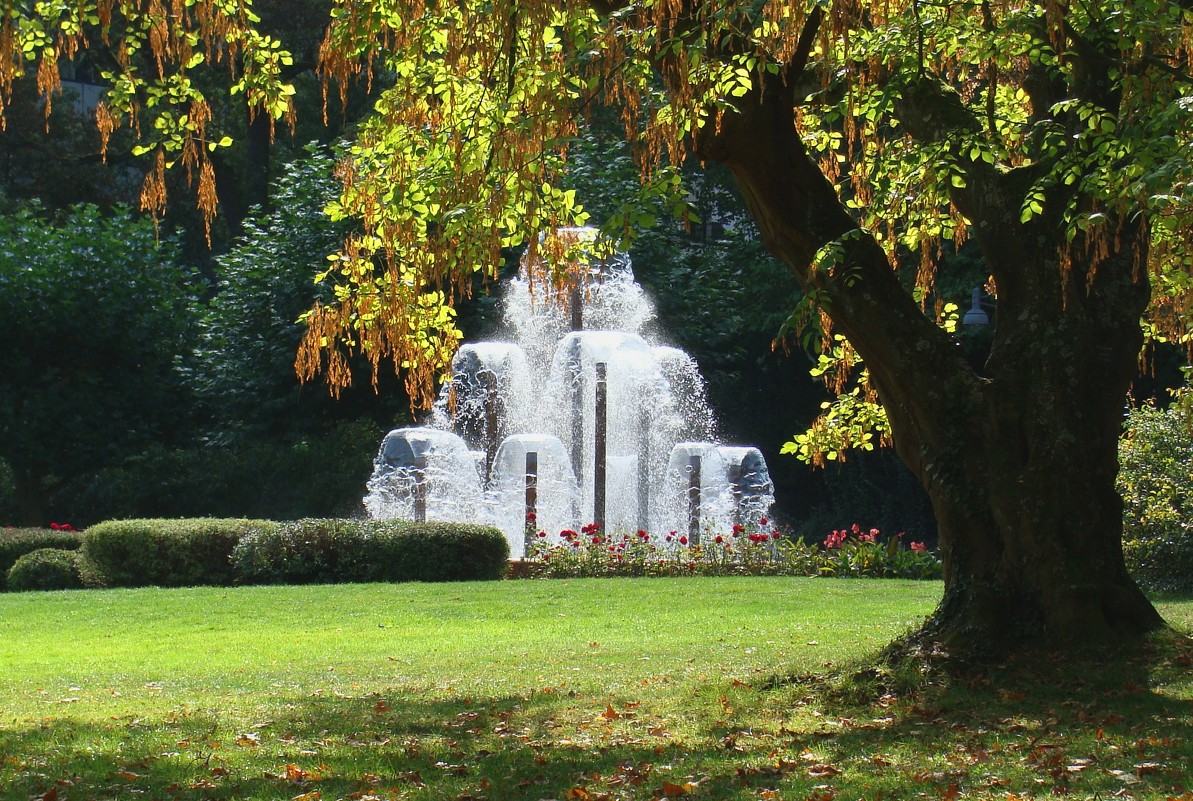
left=1119, top=389, right=1193, bottom=593
left=388, top=522, right=511, bottom=582
left=233, top=519, right=509, bottom=585
left=0, top=527, right=83, bottom=589
left=232, top=518, right=378, bottom=585
left=50, top=419, right=381, bottom=527
left=83, top=519, right=277, bottom=587
left=6, top=548, right=84, bottom=591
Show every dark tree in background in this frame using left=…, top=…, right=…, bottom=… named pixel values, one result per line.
left=0, top=203, right=197, bottom=524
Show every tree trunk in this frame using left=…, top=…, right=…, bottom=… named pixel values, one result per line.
left=885, top=252, right=1167, bottom=650
left=694, top=67, right=1166, bottom=657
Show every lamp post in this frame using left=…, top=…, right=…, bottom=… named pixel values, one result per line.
left=963, top=287, right=990, bottom=326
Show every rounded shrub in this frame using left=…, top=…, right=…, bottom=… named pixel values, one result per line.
left=6, top=548, right=83, bottom=591
left=82, top=518, right=278, bottom=587
left=0, top=527, right=83, bottom=590
left=232, top=519, right=509, bottom=585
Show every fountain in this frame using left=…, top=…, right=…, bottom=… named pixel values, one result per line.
left=365, top=228, right=775, bottom=556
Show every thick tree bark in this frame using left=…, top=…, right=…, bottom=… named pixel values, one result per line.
left=694, top=64, right=1166, bottom=656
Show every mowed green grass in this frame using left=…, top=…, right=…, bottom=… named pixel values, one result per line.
left=1, top=579, right=1190, bottom=801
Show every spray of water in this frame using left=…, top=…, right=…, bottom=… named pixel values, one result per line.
left=365, top=229, right=775, bottom=557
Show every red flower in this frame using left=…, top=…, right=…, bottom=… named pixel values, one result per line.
left=824, top=529, right=847, bottom=549
left=679, top=536, right=688, bottom=545
left=714, top=535, right=724, bottom=544
left=732, top=523, right=744, bottom=535
left=771, top=531, right=781, bottom=540
left=537, top=530, right=547, bottom=538
left=759, top=517, right=769, bottom=526
left=910, top=541, right=927, bottom=552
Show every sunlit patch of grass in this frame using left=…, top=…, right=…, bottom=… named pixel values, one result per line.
left=1, top=580, right=1189, bottom=800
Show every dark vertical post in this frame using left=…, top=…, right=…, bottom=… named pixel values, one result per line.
left=483, top=370, right=499, bottom=483
left=413, top=455, right=428, bottom=523
left=593, top=362, right=608, bottom=532
left=570, top=283, right=583, bottom=331
left=637, top=411, right=650, bottom=532
left=727, top=461, right=743, bottom=527
left=524, top=451, right=538, bottom=558
left=687, top=454, right=701, bottom=546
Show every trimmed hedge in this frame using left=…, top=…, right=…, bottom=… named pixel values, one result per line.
left=82, top=518, right=278, bottom=587
left=233, top=519, right=509, bottom=585
left=6, top=548, right=84, bottom=591
left=0, top=528, right=83, bottom=590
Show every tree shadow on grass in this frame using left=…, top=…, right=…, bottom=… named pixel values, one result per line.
left=2, top=634, right=1192, bottom=801
left=749, top=629, right=1193, bottom=800
left=1, top=689, right=728, bottom=801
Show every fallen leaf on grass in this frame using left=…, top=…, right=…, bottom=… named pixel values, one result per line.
left=659, top=780, right=697, bottom=796
left=395, top=771, right=426, bottom=787
left=236, top=732, right=261, bottom=747
left=807, top=763, right=841, bottom=778
left=1109, top=769, right=1141, bottom=785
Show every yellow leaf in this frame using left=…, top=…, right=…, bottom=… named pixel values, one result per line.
left=661, top=781, right=692, bottom=796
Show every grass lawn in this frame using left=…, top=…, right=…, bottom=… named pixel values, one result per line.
left=1, top=578, right=1190, bottom=800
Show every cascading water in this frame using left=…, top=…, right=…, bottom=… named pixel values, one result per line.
left=365, top=227, right=775, bottom=557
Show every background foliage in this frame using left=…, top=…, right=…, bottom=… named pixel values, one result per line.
left=1119, top=376, right=1193, bottom=593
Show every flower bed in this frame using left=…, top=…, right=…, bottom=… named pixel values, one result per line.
left=522, top=518, right=941, bottom=579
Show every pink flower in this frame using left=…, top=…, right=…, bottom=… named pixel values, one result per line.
left=910, top=541, right=927, bottom=552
